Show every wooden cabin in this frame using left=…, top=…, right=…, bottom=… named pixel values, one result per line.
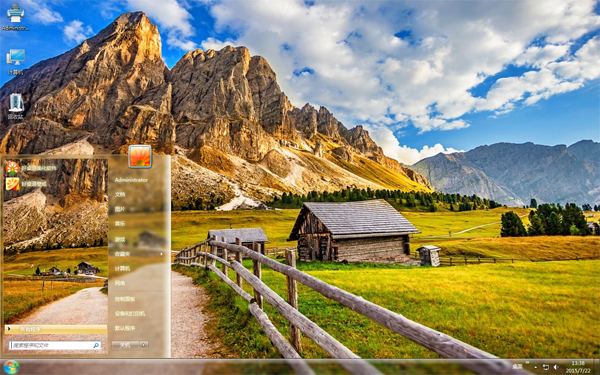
left=207, top=228, right=268, bottom=255
left=287, top=200, right=420, bottom=262
left=49, top=266, right=62, bottom=274
left=77, top=262, right=99, bottom=274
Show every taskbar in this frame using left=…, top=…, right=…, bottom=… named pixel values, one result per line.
left=0, top=358, right=597, bottom=375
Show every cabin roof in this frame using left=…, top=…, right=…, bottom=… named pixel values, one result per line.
left=418, top=245, right=441, bottom=251
left=287, top=199, right=420, bottom=240
left=207, top=228, right=268, bottom=244
left=78, top=262, right=94, bottom=266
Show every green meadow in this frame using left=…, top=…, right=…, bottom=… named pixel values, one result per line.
left=171, top=206, right=534, bottom=250
left=404, top=207, right=530, bottom=238
left=3, top=247, right=109, bottom=278
left=173, top=260, right=600, bottom=358
left=172, top=210, right=301, bottom=249
left=172, top=208, right=600, bottom=359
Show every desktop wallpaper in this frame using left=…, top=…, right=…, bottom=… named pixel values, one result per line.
left=0, top=0, right=598, bottom=368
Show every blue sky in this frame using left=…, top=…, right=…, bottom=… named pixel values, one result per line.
left=1, top=0, right=599, bottom=164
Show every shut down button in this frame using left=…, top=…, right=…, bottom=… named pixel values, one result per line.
left=111, top=341, right=139, bottom=350
left=140, top=341, right=149, bottom=350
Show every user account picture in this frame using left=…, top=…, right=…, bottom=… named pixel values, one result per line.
left=128, top=145, right=152, bottom=168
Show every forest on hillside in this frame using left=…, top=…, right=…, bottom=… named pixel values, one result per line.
left=268, top=187, right=502, bottom=212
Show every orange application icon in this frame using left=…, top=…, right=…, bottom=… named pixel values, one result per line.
left=128, top=145, right=152, bottom=168
left=6, top=177, right=19, bottom=191
left=5, top=161, right=19, bottom=175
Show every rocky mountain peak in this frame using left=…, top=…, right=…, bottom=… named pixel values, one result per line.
left=1, top=12, right=434, bottom=207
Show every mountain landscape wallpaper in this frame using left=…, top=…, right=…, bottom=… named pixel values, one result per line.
left=0, top=0, right=599, bottom=366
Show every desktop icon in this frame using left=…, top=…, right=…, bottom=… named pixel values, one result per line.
left=9, top=93, right=24, bottom=112
left=5, top=162, right=19, bottom=176
left=7, top=4, right=24, bottom=22
left=6, top=49, right=24, bottom=65
left=6, top=177, right=19, bottom=191
left=128, top=145, right=152, bottom=168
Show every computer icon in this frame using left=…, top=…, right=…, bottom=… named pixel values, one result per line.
left=6, top=49, right=24, bottom=65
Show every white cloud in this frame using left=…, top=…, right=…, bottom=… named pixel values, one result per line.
left=201, top=37, right=234, bottom=51
left=126, top=0, right=197, bottom=50
left=63, top=20, right=94, bottom=44
left=199, top=0, right=600, bottom=139
left=475, top=36, right=600, bottom=113
left=515, top=44, right=570, bottom=68
left=20, top=0, right=63, bottom=24
left=366, top=125, right=463, bottom=165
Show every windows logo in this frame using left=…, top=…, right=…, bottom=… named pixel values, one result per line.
left=3, top=360, right=19, bottom=374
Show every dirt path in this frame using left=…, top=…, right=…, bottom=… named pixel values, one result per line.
left=171, top=271, right=220, bottom=358
left=421, top=214, right=528, bottom=238
left=216, top=182, right=260, bottom=211
left=3, top=287, right=108, bottom=354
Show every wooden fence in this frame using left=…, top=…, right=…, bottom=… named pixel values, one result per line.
left=174, top=237, right=527, bottom=375
left=264, top=247, right=295, bottom=257
left=437, top=255, right=600, bottom=266
left=3, top=276, right=98, bottom=283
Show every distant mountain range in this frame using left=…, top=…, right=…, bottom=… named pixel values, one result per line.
left=411, top=140, right=600, bottom=207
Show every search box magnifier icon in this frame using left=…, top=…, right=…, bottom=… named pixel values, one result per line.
left=93, top=343, right=99, bottom=349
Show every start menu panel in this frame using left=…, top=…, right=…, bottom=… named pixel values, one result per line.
left=1, top=154, right=171, bottom=358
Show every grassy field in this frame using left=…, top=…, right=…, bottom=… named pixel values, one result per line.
left=585, top=211, right=600, bottom=222
left=172, top=210, right=301, bottom=250
left=3, top=247, right=108, bottom=278
left=171, top=207, right=534, bottom=250
left=3, top=279, right=104, bottom=323
left=171, top=208, right=600, bottom=359
left=405, top=207, right=530, bottom=238
left=413, top=236, right=600, bottom=260
left=174, top=259, right=600, bottom=359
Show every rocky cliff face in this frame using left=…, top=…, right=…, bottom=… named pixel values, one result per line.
left=412, top=141, right=600, bottom=206
left=1, top=12, right=432, bottom=209
left=1, top=13, right=170, bottom=154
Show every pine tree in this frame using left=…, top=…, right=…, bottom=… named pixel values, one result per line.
left=527, top=210, right=544, bottom=236
left=501, top=211, right=527, bottom=237
left=530, top=198, right=538, bottom=209
left=546, top=212, right=562, bottom=235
